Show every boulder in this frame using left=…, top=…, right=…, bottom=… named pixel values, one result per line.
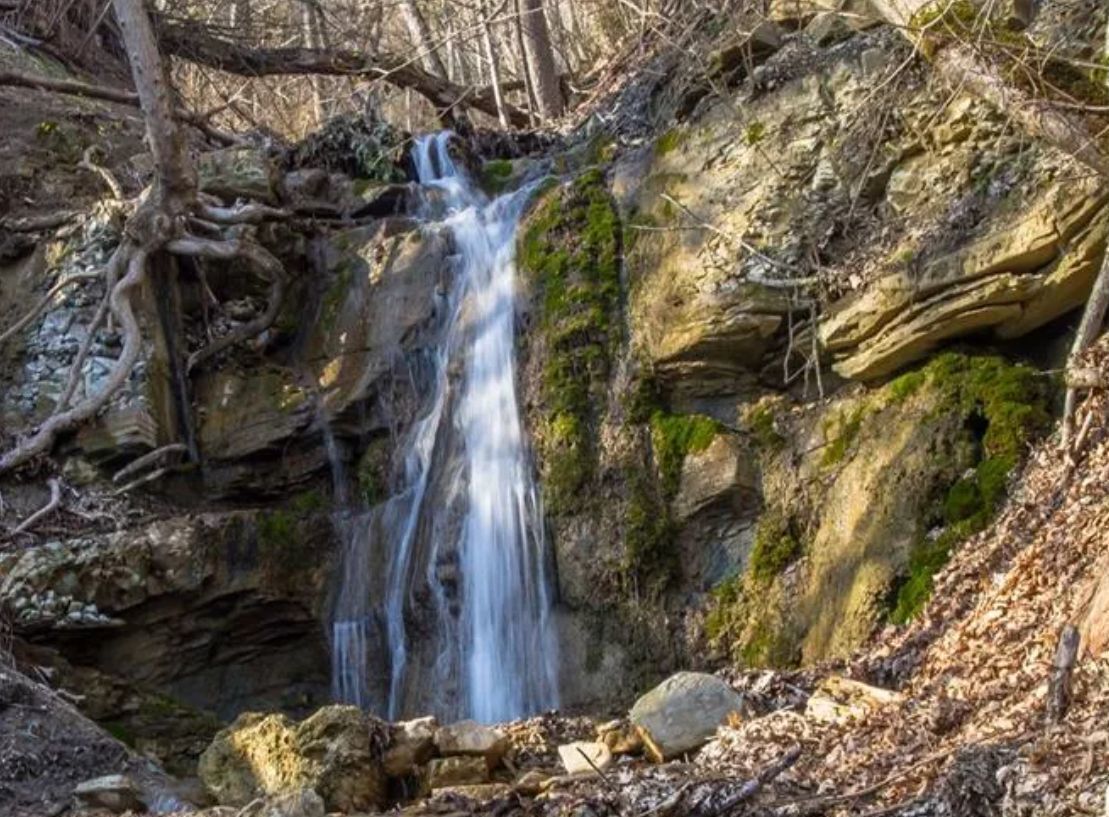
left=73, top=774, right=146, bottom=814
left=384, top=716, right=438, bottom=777
left=629, top=672, right=746, bottom=762
left=434, top=720, right=509, bottom=769
left=557, top=742, right=613, bottom=776
left=197, top=706, right=388, bottom=812
left=426, top=756, right=489, bottom=789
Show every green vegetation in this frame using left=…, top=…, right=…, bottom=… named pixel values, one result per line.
left=649, top=411, right=719, bottom=498
left=745, top=402, right=785, bottom=450
left=357, top=437, right=392, bottom=505
left=888, top=368, right=926, bottom=402
left=749, top=511, right=801, bottom=584
left=623, top=472, right=677, bottom=597
left=743, top=121, right=767, bottom=146
left=888, top=353, right=1051, bottom=623
left=480, top=159, right=514, bottom=194
left=257, top=490, right=327, bottom=588
left=519, top=168, right=621, bottom=514
left=654, top=128, right=687, bottom=157
left=822, top=406, right=864, bottom=467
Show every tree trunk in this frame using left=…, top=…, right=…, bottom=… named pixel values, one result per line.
left=400, top=0, right=447, bottom=77
left=512, top=0, right=538, bottom=124
left=301, top=0, right=326, bottom=126
left=111, top=0, right=193, bottom=209
left=480, top=0, right=509, bottom=128
left=518, top=0, right=563, bottom=120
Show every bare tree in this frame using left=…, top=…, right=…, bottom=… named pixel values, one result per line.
left=518, top=0, right=563, bottom=120
left=480, top=0, right=509, bottom=128
left=400, top=0, right=448, bottom=77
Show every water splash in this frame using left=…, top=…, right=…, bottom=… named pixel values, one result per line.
left=329, top=132, right=558, bottom=721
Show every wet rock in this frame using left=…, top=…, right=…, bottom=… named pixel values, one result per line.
left=197, top=706, right=387, bottom=812
left=384, top=716, right=438, bottom=777
left=557, top=741, right=613, bottom=776
left=434, top=720, right=509, bottom=769
left=630, top=672, right=746, bottom=762
left=426, top=756, right=489, bottom=789
left=73, top=774, right=146, bottom=813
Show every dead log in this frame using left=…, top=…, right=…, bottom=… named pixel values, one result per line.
left=1047, top=625, right=1080, bottom=723
left=154, top=17, right=530, bottom=128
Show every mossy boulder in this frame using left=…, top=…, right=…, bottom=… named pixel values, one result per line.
left=198, top=706, right=389, bottom=812
left=707, top=353, right=1052, bottom=666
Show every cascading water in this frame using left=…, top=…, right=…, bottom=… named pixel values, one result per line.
left=329, top=132, right=559, bottom=722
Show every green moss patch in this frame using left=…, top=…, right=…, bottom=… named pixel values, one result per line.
left=650, top=411, right=719, bottom=498
left=821, top=406, right=865, bottom=467
left=480, top=159, right=514, bottom=194
left=257, top=491, right=327, bottom=589
left=519, top=168, right=622, bottom=515
left=749, top=511, right=801, bottom=584
left=888, top=353, right=1051, bottom=623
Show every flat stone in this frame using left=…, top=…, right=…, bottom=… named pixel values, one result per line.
left=630, top=672, right=745, bottom=762
left=73, top=774, right=146, bottom=814
left=426, top=756, right=489, bottom=789
left=557, top=742, right=613, bottom=776
left=434, top=720, right=509, bottom=768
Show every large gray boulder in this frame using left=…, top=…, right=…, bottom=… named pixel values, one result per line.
left=629, top=672, right=745, bottom=761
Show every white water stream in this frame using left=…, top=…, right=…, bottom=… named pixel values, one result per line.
left=330, top=132, right=559, bottom=722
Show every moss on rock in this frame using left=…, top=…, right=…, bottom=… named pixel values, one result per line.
left=519, top=168, right=622, bottom=515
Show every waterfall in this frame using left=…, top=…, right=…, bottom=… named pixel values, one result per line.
left=329, top=132, right=559, bottom=722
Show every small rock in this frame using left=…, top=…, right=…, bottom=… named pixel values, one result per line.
left=557, top=742, right=613, bottom=776
left=426, top=756, right=489, bottom=789
left=597, top=720, right=643, bottom=756
left=73, top=774, right=146, bottom=814
left=384, top=716, right=438, bottom=777
left=434, top=720, right=508, bottom=769
left=630, top=672, right=746, bottom=762
left=433, top=783, right=512, bottom=800
left=257, top=789, right=325, bottom=817
left=514, top=770, right=552, bottom=796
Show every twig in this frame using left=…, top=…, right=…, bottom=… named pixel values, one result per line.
left=11, top=478, right=62, bottom=536
left=575, top=747, right=620, bottom=795
left=78, top=145, right=123, bottom=200
left=113, top=466, right=171, bottom=496
left=710, top=744, right=801, bottom=815
left=1047, top=624, right=1080, bottom=724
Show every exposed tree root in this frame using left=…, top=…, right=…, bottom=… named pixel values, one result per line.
left=0, top=211, right=78, bottom=232
left=0, top=244, right=148, bottom=474
left=10, top=477, right=62, bottom=537
left=111, top=442, right=187, bottom=485
left=167, top=236, right=288, bottom=372
left=78, top=145, right=124, bottom=200
left=0, top=270, right=100, bottom=348
left=53, top=247, right=124, bottom=415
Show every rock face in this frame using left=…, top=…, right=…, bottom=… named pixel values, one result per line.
left=426, top=756, right=489, bottom=789
left=383, top=716, right=438, bottom=777
left=629, top=672, right=746, bottom=761
left=0, top=511, right=336, bottom=774
left=197, top=706, right=388, bottom=812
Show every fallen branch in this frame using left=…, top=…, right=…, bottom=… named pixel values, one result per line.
left=198, top=201, right=290, bottom=225
left=113, top=466, right=171, bottom=495
left=154, top=16, right=529, bottom=127
left=11, top=478, right=62, bottom=536
left=1047, top=624, right=1080, bottom=723
left=111, top=442, right=187, bottom=485
left=0, top=71, right=238, bottom=146
left=1062, top=250, right=1109, bottom=446
left=710, top=744, right=801, bottom=815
